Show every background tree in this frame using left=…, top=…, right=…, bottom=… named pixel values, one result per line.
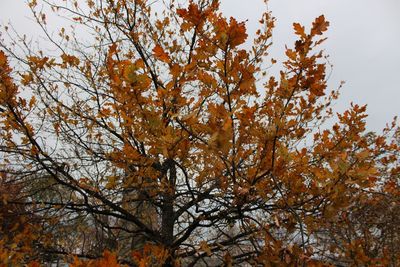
left=0, top=0, right=399, bottom=266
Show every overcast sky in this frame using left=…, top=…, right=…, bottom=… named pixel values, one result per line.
left=1, top=0, right=399, bottom=131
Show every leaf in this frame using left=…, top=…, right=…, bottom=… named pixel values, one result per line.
left=61, top=53, right=80, bottom=67
left=293, top=22, right=306, bottom=38
left=176, top=3, right=202, bottom=26
left=27, top=262, right=41, bottom=267
left=153, top=44, right=170, bottom=63
left=29, top=96, right=36, bottom=109
left=199, top=241, right=212, bottom=256
left=356, top=150, right=370, bottom=160
left=98, top=250, right=119, bottom=267
left=311, top=15, right=329, bottom=36
left=27, top=56, right=49, bottom=69
left=228, top=18, right=248, bottom=47
left=105, top=175, right=118, bottom=190
left=0, top=50, right=6, bottom=65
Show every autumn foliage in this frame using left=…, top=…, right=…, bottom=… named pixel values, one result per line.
left=0, top=0, right=399, bottom=266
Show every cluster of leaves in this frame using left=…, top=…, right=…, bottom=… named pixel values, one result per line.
left=0, top=0, right=399, bottom=266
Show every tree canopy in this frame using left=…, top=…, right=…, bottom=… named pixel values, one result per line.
left=0, top=0, right=399, bottom=266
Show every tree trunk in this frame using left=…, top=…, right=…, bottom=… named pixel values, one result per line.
left=161, top=161, right=176, bottom=265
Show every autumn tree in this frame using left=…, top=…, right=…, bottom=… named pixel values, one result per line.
left=0, top=0, right=399, bottom=266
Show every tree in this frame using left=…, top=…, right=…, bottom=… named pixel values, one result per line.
left=0, top=0, right=399, bottom=266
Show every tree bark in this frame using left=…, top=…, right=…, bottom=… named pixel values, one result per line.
left=161, top=160, right=176, bottom=265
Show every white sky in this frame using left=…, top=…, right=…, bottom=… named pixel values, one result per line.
left=1, top=0, right=399, bottom=131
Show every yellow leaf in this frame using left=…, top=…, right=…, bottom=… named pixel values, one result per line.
left=105, top=176, right=118, bottom=189
left=199, top=241, right=212, bottom=256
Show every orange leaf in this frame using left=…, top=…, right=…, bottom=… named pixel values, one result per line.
left=0, top=50, right=6, bottom=65
left=153, top=44, right=170, bottom=63
left=228, top=18, right=248, bottom=47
